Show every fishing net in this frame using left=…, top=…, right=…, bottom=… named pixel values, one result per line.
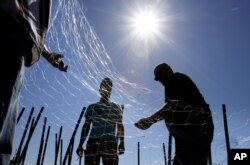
left=12, top=0, right=250, bottom=165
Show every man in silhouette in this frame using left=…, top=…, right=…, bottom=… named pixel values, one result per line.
left=135, top=63, right=214, bottom=165
left=76, top=77, right=125, bottom=165
left=0, top=0, right=68, bottom=164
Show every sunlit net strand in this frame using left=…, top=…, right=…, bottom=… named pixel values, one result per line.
left=56, top=0, right=155, bottom=123
left=49, top=0, right=151, bottom=106
left=16, top=0, right=159, bottom=164
left=14, top=0, right=250, bottom=165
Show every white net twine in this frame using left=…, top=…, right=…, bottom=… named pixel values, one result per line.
left=12, top=0, right=250, bottom=165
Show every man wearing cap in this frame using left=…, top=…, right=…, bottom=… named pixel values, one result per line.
left=135, top=63, right=214, bottom=165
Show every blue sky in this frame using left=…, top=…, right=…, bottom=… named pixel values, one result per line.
left=13, top=0, right=250, bottom=164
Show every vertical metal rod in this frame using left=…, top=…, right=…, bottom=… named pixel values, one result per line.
left=57, top=126, right=63, bottom=149
left=17, top=107, right=25, bottom=124
left=55, top=133, right=58, bottom=165
left=14, top=107, right=34, bottom=163
left=163, top=143, right=167, bottom=165
left=37, top=117, right=47, bottom=165
left=60, top=139, right=63, bottom=165
left=20, top=107, right=44, bottom=165
left=68, top=138, right=75, bottom=165
left=167, top=134, right=172, bottom=165
left=41, top=126, right=51, bottom=165
left=55, top=126, right=63, bottom=165
left=222, top=104, right=230, bottom=165
left=62, top=107, right=85, bottom=165
left=138, top=142, right=140, bottom=165
left=20, top=118, right=35, bottom=165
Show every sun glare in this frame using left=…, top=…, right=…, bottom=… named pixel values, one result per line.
left=131, top=10, right=161, bottom=39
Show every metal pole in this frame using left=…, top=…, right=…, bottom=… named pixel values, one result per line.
left=55, top=126, right=63, bottom=165
left=60, top=139, right=63, bottom=165
left=167, top=134, right=172, bottom=165
left=68, top=138, right=75, bottom=165
left=14, top=107, right=34, bottom=163
left=222, top=104, right=230, bottom=165
left=20, top=107, right=44, bottom=165
left=55, top=133, right=58, bottom=165
left=138, top=142, right=140, bottom=165
left=17, top=107, right=25, bottom=124
left=41, top=126, right=51, bottom=165
left=37, top=117, right=47, bottom=165
left=20, top=118, right=35, bottom=165
left=62, top=107, right=86, bottom=165
left=163, top=143, right=167, bottom=165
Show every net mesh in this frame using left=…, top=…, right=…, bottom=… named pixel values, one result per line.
left=12, top=0, right=250, bottom=165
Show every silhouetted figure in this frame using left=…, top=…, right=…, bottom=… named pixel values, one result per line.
left=76, top=77, right=125, bottom=165
left=0, top=0, right=68, bottom=164
left=135, top=63, right=214, bottom=165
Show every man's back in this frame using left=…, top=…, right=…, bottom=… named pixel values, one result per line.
left=164, top=72, right=208, bottom=108
left=164, top=72, right=214, bottom=164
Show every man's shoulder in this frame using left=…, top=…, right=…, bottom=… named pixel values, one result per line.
left=85, top=102, right=101, bottom=117
left=87, top=102, right=100, bottom=109
left=110, top=102, right=122, bottom=110
left=110, top=102, right=118, bottom=106
left=86, top=102, right=100, bottom=113
left=174, top=72, right=188, bottom=78
left=172, top=72, right=193, bottom=82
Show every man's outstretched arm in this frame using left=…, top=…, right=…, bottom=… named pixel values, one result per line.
left=134, top=102, right=170, bottom=130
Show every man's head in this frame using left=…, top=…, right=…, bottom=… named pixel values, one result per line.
left=154, top=63, right=173, bottom=84
left=99, top=77, right=113, bottom=100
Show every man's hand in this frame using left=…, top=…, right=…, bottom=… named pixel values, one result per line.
left=134, top=117, right=154, bottom=130
left=42, top=50, right=68, bottom=72
left=76, top=146, right=84, bottom=157
left=118, top=142, right=125, bottom=155
left=50, top=53, right=68, bottom=72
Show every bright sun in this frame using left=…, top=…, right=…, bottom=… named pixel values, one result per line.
left=131, top=9, right=161, bottom=39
